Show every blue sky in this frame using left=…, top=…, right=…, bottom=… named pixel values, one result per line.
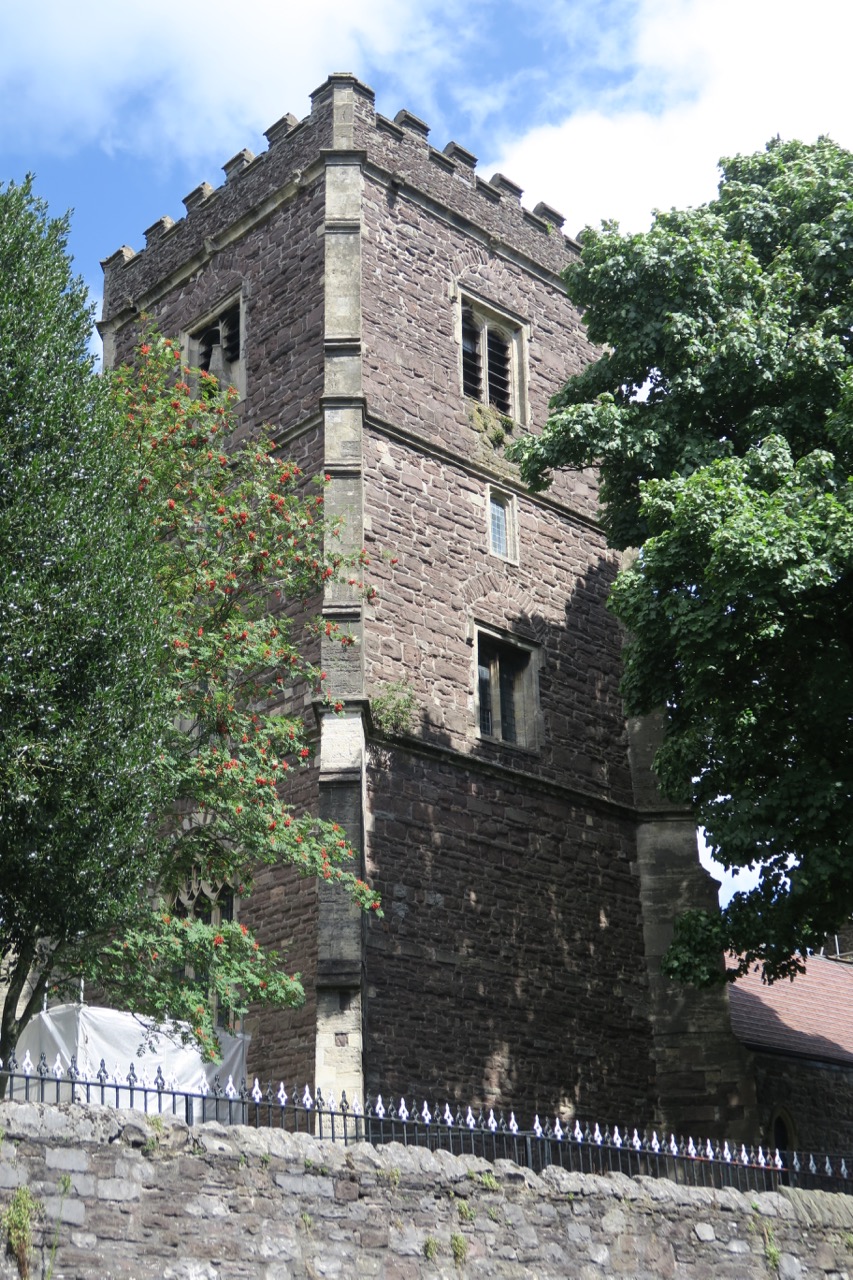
left=4, top=0, right=851, bottom=903
left=5, top=0, right=851, bottom=318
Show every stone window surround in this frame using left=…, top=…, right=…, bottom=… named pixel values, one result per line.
left=172, top=873, right=238, bottom=1031
left=471, top=620, right=541, bottom=752
left=184, top=293, right=246, bottom=400
left=487, top=485, right=519, bottom=564
left=452, top=284, right=530, bottom=427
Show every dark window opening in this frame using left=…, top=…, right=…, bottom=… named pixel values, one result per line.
left=478, top=652, right=493, bottom=737
left=773, top=1114, right=789, bottom=1152
left=478, top=636, right=530, bottom=745
left=772, top=1112, right=792, bottom=1185
left=461, top=307, right=482, bottom=399
left=197, top=325, right=220, bottom=373
left=487, top=329, right=511, bottom=413
left=193, top=303, right=242, bottom=387
left=220, top=305, right=241, bottom=364
left=498, top=656, right=518, bottom=742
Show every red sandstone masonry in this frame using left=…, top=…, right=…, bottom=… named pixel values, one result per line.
left=359, top=169, right=599, bottom=520
left=363, top=745, right=655, bottom=1120
left=362, top=431, right=632, bottom=803
left=353, top=98, right=577, bottom=275
left=240, top=764, right=319, bottom=1090
left=108, top=178, right=327, bottom=445
left=101, top=96, right=336, bottom=316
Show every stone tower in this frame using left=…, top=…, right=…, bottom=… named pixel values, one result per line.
left=100, top=74, right=754, bottom=1136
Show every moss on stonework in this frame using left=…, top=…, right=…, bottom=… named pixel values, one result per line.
left=466, top=400, right=514, bottom=447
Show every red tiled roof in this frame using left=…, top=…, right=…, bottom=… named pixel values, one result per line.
left=729, top=954, right=853, bottom=1065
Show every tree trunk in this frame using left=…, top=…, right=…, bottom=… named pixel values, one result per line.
left=0, top=940, right=51, bottom=1099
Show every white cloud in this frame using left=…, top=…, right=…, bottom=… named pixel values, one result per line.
left=485, top=0, right=853, bottom=235
left=12, top=0, right=847, bottom=232
left=0, top=0, right=468, bottom=167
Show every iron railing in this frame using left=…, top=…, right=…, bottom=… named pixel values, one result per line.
left=2, top=1049, right=851, bottom=1195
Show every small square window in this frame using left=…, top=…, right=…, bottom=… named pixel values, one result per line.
left=487, top=487, right=517, bottom=561
left=476, top=630, right=538, bottom=749
left=187, top=299, right=245, bottom=398
left=458, top=292, right=527, bottom=423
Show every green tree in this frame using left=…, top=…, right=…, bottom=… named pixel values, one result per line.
left=0, top=183, right=380, bottom=1068
left=0, top=178, right=167, bottom=1063
left=509, top=138, right=853, bottom=984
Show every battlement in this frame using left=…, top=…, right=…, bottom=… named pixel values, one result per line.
left=100, top=73, right=575, bottom=327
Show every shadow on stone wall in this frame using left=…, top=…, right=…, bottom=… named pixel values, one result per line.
left=361, top=556, right=658, bottom=1128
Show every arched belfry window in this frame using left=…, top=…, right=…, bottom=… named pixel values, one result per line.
left=187, top=299, right=245, bottom=398
left=457, top=291, right=528, bottom=423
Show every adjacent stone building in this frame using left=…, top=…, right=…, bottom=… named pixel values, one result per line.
left=99, top=74, right=755, bottom=1140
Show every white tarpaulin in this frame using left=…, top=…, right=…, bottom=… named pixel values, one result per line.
left=15, top=1003, right=249, bottom=1093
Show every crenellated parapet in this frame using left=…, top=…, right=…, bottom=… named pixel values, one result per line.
left=100, top=73, right=574, bottom=332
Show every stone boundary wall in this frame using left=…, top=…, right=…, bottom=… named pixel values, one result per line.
left=1, top=1102, right=852, bottom=1279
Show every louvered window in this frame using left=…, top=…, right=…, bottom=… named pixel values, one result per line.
left=486, top=329, right=511, bottom=413
left=458, top=295, right=525, bottom=421
left=197, top=325, right=220, bottom=374
left=220, top=305, right=241, bottom=364
left=188, top=299, right=245, bottom=398
left=462, top=307, right=482, bottom=399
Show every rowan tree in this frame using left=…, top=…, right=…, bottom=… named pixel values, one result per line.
left=508, top=138, right=853, bottom=984
left=89, top=334, right=380, bottom=1056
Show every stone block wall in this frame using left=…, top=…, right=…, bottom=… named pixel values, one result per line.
left=363, top=745, right=654, bottom=1121
left=240, top=765, right=320, bottom=1089
left=361, top=430, right=630, bottom=796
left=1, top=1100, right=852, bottom=1280
left=359, top=165, right=599, bottom=520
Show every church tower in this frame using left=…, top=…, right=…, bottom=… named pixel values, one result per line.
left=101, top=74, right=754, bottom=1136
